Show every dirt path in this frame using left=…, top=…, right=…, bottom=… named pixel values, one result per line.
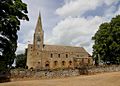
left=0, top=72, right=120, bottom=86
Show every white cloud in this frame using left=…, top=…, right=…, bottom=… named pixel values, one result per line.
left=103, top=4, right=120, bottom=21
left=50, top=0, right=119, bottom=54
left=104, top=0, right=117, bottom=6
left=46, top=16, right=105, bottom=54
left=56, top=0, right=117, bottom=17
left=115, top=7, right=120, bottom=16
left=17, top=0, right=120, bottom=55
left=16, top=21, right=34, bottom=54
left=16, top=43, right=27, bottom=54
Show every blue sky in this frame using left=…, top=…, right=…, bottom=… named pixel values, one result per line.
left=17, top=0, right=120, bottom=54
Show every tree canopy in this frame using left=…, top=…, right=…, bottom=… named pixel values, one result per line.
left=92, top=15, right=120, bottom=65
left=0, top=0, right=29, bottom=71
left=16, top=53, right=27, bottom=68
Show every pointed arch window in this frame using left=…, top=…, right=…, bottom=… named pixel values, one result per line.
left=58, top=54, right=60, bottom=58
left=69, top=61, right=72, bottom=65
left=51, top=54, right=53, bottom=58
left=54, top=61, right=58, bottom=67
left=62, top=61, right=66, bottom=66
left=66, top=54, right=68, bottom=58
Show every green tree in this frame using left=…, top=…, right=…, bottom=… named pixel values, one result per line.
left=92, top=15, right=120, bottom=65
left=16, top=49, right=27, bottom=68
left=0, top=0, right=29, bottom=71
left=16, top=53, right=27, bottom=68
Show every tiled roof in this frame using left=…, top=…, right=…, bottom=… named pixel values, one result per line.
left=43, top=44, right=87, bottom=53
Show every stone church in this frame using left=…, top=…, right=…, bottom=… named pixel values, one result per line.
left=26, top=14, right=93, bottom=69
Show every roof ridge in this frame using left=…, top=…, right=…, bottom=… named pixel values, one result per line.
left=44, top=44, right=82, bottom=48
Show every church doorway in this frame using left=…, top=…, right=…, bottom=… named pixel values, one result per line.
left=45, top=61, right=50, bottom=69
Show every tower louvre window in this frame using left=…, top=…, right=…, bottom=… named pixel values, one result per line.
left=37, top=35, right=41, bottom=41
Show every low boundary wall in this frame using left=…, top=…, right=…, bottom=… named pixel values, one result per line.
left=10, top=65, right=120, bottom=80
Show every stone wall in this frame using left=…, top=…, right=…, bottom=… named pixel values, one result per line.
left=10, top=65, right=120, bottom=80
left=87, top=65, right=120, bottom=74
left=10, top=69, right=80, bottom=79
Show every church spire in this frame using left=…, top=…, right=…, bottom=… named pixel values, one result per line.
left=33, top=12, right=44, bottom=50
left=35, top=12, right=43, bottom=33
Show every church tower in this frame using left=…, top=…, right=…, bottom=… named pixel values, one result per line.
left=33, top=13, right=44, bottom=50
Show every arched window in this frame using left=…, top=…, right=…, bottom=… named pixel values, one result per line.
left=69, top=61, right=72, bottom=65
left=54, top=61, right=58, bottom=67
left=38, top=61, right=40, bottom=64
left=58, top=54, right=60, bottom=58
left=66, top=54, right=68, bottom=58
left=51, top=54, right=53, bottom=58
left=62, top=61, right=66, bottom=66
